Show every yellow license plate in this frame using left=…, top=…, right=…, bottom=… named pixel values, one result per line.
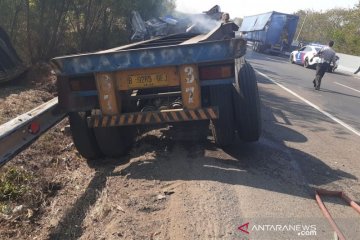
left=128, top=73, right=168, bottom=88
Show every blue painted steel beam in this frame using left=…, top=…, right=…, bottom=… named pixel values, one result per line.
left=52, top=38, right=246, bottom=77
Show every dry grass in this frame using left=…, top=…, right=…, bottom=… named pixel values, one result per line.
left=0, top=87, right=54, bottom=125
left=0, top=74, right=92, bottom=239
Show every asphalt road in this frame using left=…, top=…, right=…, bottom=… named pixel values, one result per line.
left=75, top=50, right=360, bottom=240
left=102, top=49, right=360, bottom=240
left=30, top=48, right=360, bottom=240
left=225, top=49, right=360, bottom=239
left=247, top=49, right=360, bottom=134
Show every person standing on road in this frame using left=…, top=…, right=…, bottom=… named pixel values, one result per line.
left=311, top=40, right=337, bottom=90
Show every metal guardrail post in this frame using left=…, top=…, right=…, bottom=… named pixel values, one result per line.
left=0, top=97, right=66, bottom=166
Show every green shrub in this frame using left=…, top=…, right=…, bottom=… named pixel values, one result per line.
left=0, top=167, right=32, bottom=202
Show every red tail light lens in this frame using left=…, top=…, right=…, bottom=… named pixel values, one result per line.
left=199, top=64, right=234, bottom=80
left=69, top=77, right=97, bottom=91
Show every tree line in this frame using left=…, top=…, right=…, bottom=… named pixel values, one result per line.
left=294, top=3, right=360, bottom=55
left=0, top=0, right=175, bottom=63
left=1, top=0, right=359, bottom=65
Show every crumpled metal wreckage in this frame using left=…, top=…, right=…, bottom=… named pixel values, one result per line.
left=131, top=5, right=231, bottom=41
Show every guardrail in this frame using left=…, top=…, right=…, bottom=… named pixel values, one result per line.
left=0, top=97, right=66, bottom=166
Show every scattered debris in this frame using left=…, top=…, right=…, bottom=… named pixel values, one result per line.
left=116, top=205, right=125, bottom=213
left=164, top=190, right=175, bottom=196
left=156, top=194, right=166, bottom=200
left=131, top=5, right=224, bottom=41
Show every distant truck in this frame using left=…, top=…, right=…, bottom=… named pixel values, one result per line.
left=51, top=24, right=262, bottom=165
left=0, top=26, right=26, bottom=83
left=239, top=11, right=299, bottom=54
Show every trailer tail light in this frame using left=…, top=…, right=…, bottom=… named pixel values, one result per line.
left=28, top=122, right=40, bottom=134
left=69, top=77, right=97, bottom=91
left=199, top=64, right=234, bottom=80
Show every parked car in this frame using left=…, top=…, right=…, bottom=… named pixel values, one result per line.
left=289, top=44, right=339, bottom=72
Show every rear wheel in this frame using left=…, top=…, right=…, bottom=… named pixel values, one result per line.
left=209, top=85, right=235, bottom=146
left=328, top=65, right=336, bottom=73
left=232, top=61, right=261, bottom=141
left=171, top=120, right=209, bottom=142
left=304, top=58, right=310, bottom=68
left=94, top=126, right=136, bottom=158
left=290, top=54, right=295, bottom=63
left=68, top=112, right=103, bottom=160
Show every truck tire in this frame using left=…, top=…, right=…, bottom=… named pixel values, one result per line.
left=69, top=112, right=103, bottom=159
left=171, top=121, right=209, bottom=142
left=209, top=85, right=235, bottom=146
left=253, top=42, right=258, bottom=52
left=232, top=61, right=261, bottom=142
left=257, top=43, right=264, bottom=53
left=304, top=58, right=310, bottom=68
left=290, top=54, right=295, bottom=64
left=94, top=126, right=136, bottom=158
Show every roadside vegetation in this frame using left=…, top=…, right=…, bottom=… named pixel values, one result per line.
left=0, top=0, right=176, bottom=64
left=0, top=0, right=359, bottom=238
left=294, top=5, right=360, bottom=55
left=1, top=0, right=359, bottom=67
left=0, top=167, right=33, bottom=204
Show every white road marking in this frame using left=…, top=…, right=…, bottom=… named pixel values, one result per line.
left=256, top=70, right=360, bottom=137
left=334, top=82, right=360, bottom=94
left=266, top=57, right=282, bottom=62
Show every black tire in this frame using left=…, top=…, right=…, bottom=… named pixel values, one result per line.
left=257, top=44, right=265, bottom=53
left=232, top=61, right=261, bottom=142
left=94, top=126, right=136, bottom=158
left=253, top=42, right=259, bottom=52
left=304, top=58, right=310, bottom=68
left=69, top=112, right=103, bottom=159
left=209, top=85, right=235, bottom=146
left=290, top=54, right=295, bottom=64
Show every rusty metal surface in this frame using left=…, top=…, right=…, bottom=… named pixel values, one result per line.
left=179, top=64, right=201, bottom=109
left=0, top=98, right=66, bottom=166
left=56, top=75, right=99, bottom=112
left=95, top=73, right=120, bottom=115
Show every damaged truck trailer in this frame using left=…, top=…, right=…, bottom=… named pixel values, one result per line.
left=51, top=24, right=262, bottom=164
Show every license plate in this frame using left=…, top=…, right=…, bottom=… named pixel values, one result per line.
left=128, top=73, right=168, bottom=88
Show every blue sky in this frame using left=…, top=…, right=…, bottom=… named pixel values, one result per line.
left=175, top=0, right=359, bottom=18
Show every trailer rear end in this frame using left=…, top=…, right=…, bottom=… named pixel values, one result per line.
left=52, top=25, right=262, bottom=165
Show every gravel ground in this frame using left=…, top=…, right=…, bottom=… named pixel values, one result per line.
left=1, top=72, right=359, bottom=239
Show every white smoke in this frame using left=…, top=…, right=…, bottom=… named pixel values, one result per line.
left=186, top=13, right=221, bottom=33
